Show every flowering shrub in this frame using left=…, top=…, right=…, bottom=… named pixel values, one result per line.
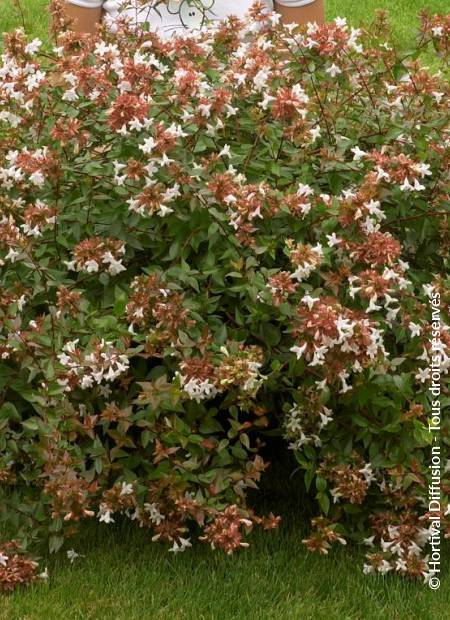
left=0, top=2, right=449, bottom=587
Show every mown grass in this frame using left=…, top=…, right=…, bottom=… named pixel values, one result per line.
left=1, top=454, right=449, bottom=620
left=1, top=0, right=50, bottom=42
left=1, top=1, right=449, bottom=618
left=327, top=0, right=449, bottom=46
left=1, top=512, right=449, bottom=620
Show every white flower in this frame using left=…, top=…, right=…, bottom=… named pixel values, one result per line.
left=413, top=179, right=425, bottom=191
left=198, top=103, right=212, bottom=118
left=309, top=345, right=328, bottom=367
left=29, top=170, right=45, bottom=186
left=310, top=126, right=321, bottom=141
left=396, top=558, right=407, bottom=572
left=64, top=260, right=76, bottom=271
left=17, top=295, right=27, bottom=311
left=432, top=91, right=444, bottom=103
left=415, top=367, right=430, bottom=383
left=5, top=248, right=20, bottom=262
left=144, top=503, right=165, bottom=525
left=160, top=154, right=175, bottom=167
left=158, top=204, right=174, bottom=217
left=259, top=93, right=275, bottom=110
left=386, top=307, right=400, bottom=323
left=408, top=322, right=422, bottom=338
left=94, top=41, right=119, bottom=57
left=39, top=566, right=49, bottom=581
left=414, top=162, right=432, bottom=177
left=25, top=70, right=46, bottom=91
left=63, top=339, right=79, bottom=354
left=351, top=146, right=367, bottom=161
left=319, top=407, right=333, bottom=429
left=417, top=347, right=429, bottom=362
left=334, top=17, right=347, bottom=29
left=253, top=68, right=270, bottom=91
left=0, top=111, right=22, bottom=127
left=269, top=12, right=281, bottom=26
left=326, top=233, right=341, bottom=247
left=169, top=537, right=192, bottom=554
left=0, top=552, right=8, bottom=567
left=359, top=463, right=376, bottom=485
left=301, top=295, right=320, bottom=310
left=67, top=549, right=83, bottom=564
left=98, top=503, right=115, bottom=524
left=102, top=252, right=126, bottom=276
left=225, top=104, right=238, bottom=117
left=290, top=343, right=307, bottom=359
left=62, top=88, right=79, bottom=102
left=330, top=488, right=342, bottom=504
left=399, top=177, right=414, bottom=192
left=376, top=166, right=390, bottom=183
left=378, top=559, right=393, bottom=575
left=80, top=375, right=94, bottom=389
left=297, top=183, right=314, bottom=197
left=348, top=28, right=363, bottom=53
left=431, top=26, right=443, bottom=37
left=219, top=144, right=231, bottom=158
left=363, top=563, right=375, bottom=575
left=139, top=137, right=156, bottom=155
left=25, top=38, right=42, bottom=55
left=365, top=200, right=385, bottom=220
left=84, top=260, right=99, bottom=273
left=326, top=64, right=342, bottom=78
left=338, top=370, right=352, bottom=394
left=408, top=541, right=422, bottom=557
left=367, top=298, right=382, bottom=313
left=179, top=375, right=217, bottom=403
left=120, top=482, right=134, bottom=496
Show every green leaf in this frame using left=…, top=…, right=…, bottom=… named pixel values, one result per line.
left=0, top=403, right=20, bottom=421
left=49, top=535, right=64, bottom=554
left=316, top=476, right=327, bottom=492
left=317, top=492, right=330, bottom=515
left=22, top=418, right=40, bottom=432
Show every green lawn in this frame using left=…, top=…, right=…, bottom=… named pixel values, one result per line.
left=1, top=0, right=50, bottom=43
left=2, top=458, right=449, bottom=619
left=1, top=512, right=449, bottom=620
left=1, top=1, right=449, bottom=618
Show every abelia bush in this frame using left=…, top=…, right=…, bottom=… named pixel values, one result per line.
left=0, top=1, right=449, bottom=588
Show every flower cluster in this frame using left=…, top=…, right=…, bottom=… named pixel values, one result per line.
left=420, top=13, right=450, bottom=61
left=67, top=237, right=126, bottom=276
left=302, top=517, right=347, bottom=555
left=290, top=297, right=387, bottom=392
left=178, top=344, right=265, bottom=401
left=318, top=455, right=375, bottom=505
left=0, top=541, right=41, bottom=593
left=284, top=401, right=333, bottom=450
left=199, top=505, right=253, bottom=554
left=57, top=338, right=130, bottom=390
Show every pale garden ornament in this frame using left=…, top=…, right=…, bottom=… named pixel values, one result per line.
left=166, top=0, right=215, bottom=30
